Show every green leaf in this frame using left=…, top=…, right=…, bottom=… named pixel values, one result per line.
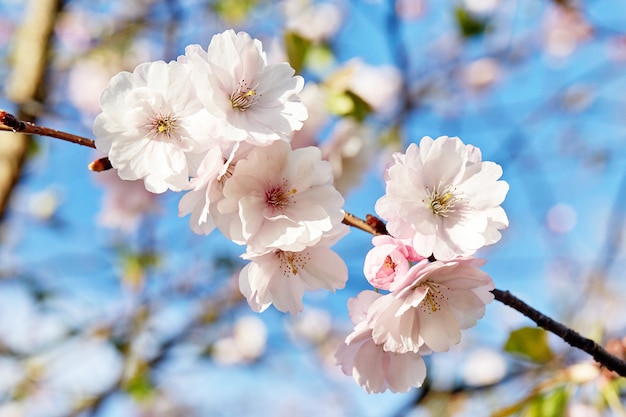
left=526, top=386, right=569, bottom=417
left=125, top=371, right=154, bottom=401
left=284, top=31, right=312, bottom=74
left=212, top=0, right=258, bottom=23
left=454, top=6, right=488, bottom=38
left=504, top=327, right=554, bottom=364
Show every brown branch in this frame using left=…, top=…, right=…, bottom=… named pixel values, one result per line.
left=493, top=289, right=626, bottom=376
left=342, top=212, right=388, bottom=235
left=0, top=110, right=96, bottom=149
left=343, top=211, right=626, bottom=377
left=2, top=113, right=623, bottom=377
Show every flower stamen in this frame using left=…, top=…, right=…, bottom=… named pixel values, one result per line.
left=425, top=180, right=459, bottom=217
left=278, top=251, right=310, bottom=277
left=265, top=181, right=297, bottom=210
left=421, top=282, right=445, bottom=313
left=147, top=113, right=178, bottom=140
left=231, top=79, right=260, bottom=111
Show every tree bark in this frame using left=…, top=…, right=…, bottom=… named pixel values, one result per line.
left=0, top=0, right=63, bottom=221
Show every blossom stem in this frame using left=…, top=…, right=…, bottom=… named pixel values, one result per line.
left=342, top=211, right=388, bottom=235
left=0, top=110, right=96, bottom=149
left=492, top=289, right=626, bottom=376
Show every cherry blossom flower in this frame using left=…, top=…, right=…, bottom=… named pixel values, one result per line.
left=238, top=230, right=348, bottom=315
left=177, top=142, right=252, bottom=235
left=181, top=30, right=308, bottom=146
left=367, top=258, right=494, bottom=353
left=363, top=235, right=423, bottom=290
left=375, top=135, right=509, bottom=260
left=215, top=140, right=345, bottom=254
left=93, top=60, right=215, bottom=193
left=335, top=291, right=427, bottom=393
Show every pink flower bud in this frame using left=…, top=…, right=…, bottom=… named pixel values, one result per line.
left=363, top=235, right=422, bottom=290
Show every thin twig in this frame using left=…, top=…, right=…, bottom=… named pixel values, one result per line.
left=342, top=212, right=388, bottom=235
left=0, top=110, right=96, bottom=149
left=2, top=114, right=623, bottom=377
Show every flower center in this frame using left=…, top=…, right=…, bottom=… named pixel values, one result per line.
left=265, top=180, right=297, bottom=211
left=230, top=79, right=260, bottom=111
left=425, top=181, right=459, bottom=217
left=148, top=113, right=178, bottom=140
left=383, top=255, right=397, bottom=272
left=278, top=251, right=309, bottom=276
left=419, top=282, right=447, bottom=313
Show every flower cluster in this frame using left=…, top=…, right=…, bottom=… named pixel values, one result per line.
left=93, top=29, right=510, bottom=395
left=93, top=30, right=348, bottom=315
left=335, top=135, right=508, bottom=393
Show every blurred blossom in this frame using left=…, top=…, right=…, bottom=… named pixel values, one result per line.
left=567, top=403, right=602, bottom=417
left=213, top=315, right=267, bottom=365
left=55, top=11, right=96, bottom=54
left=462, top=58, right=501, bottom=91
left=608, top=35, right=626, bottom=61
left=39, top=337, right=123, bottom=396
left=463, top=0, right=499, bottom=14
left=395, top=0, right=425, bottom=20
left=320, top=118, right=373, bottom=194
left=291, top=82, right=330, bottom=150
left=95, top=170, right=160, bottom=232
left=460, top=349, right=507, bottom=386
left=560, top=84, right=595, bottom=113
left=284, top=0, right=342, bottom=43
left=0, top=403, right=22, bottom=417
left=27, top=187, right=62, bottom=222
left=264, top=36, right=288, bottom=65
left=546, top=203, right=577, bottom=234
left=567, top=362, right=600, bottom=384
left=330, top=59, right=403, bottom=116
left=0, top=287, right=66, bottom=354
left=137, top=393, right=197, bottom=417
left=232, top=315, right=268, bottom=359
left=288, top=307, right=332, bottom=343
left=68, top=57, right=123, bottom=116
left=0, top=357, right=23, bottom=395
left=543, top=5, right=592, bottom=58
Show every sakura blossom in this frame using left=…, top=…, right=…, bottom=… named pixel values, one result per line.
left=367, top=258, right=494, bottom=353
left=181, top=30, right=308, bottom=146
left=238, top=231, right=348, bottom=315
left=215, top=140, right=345, bottom=254
left=363, top=235, right=423, bottom=290
left=375, top=135, right=509, bottom=260
left=335, top=291, right=427, bottom=394
left=177, top=142, right=252, bottom=235
left=93, top=60, right=215, bottom=193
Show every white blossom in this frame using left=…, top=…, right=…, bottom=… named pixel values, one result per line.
left=93, top=60, right=215, bottom=193
left=375, top=135, right=509, bottom=260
